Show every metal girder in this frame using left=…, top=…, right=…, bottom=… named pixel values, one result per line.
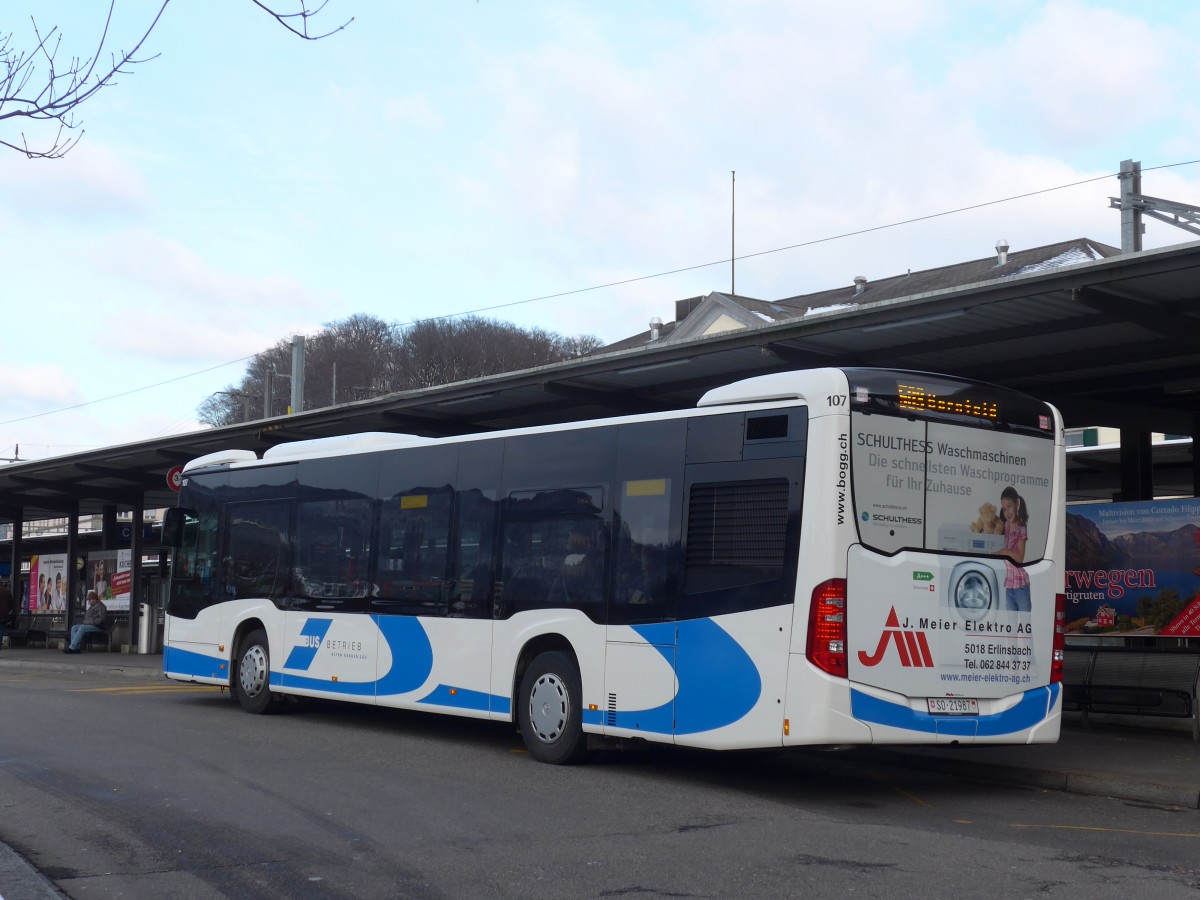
left=861, top=311, right=1097, bottom=364
left=541, top=382, right=675, bottom=415
left=1110, top=192, right=1200, bottom=239
left=1070, top=287, right=1200, bottom=340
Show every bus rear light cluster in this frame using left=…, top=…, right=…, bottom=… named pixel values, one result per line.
left=806, top=578, right=848, bottom=678
left=1050, top=592, right=1066, bottom=684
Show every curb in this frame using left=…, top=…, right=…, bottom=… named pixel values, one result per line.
left=0, top=839, right=65, bottom=899
left=0, top=658, right=163, bottom=681
left=855, top=748, right=1200, bottom=809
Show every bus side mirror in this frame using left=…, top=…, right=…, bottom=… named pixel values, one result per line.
left=162, top=507, right=190, bottom=548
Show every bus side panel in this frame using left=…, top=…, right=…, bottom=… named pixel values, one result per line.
left=163, top=607, right=229, bottom=685
left=275, top=609, right=383, bottom=702
left=602, top=626, right=677, bottom=743
left=490, top=610, right=604, bottom=725
left=782, top=660, right=873, bottom=745
left=786, top=404, right=857, bottom=658
left=408, top=618, right=495, bottom=720
left=671, top=605, right=793, bottom=750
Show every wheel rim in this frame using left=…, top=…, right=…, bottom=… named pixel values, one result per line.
left=240, top=644, right=269, bottom=698
left=527, top=672, right=569, bottom=744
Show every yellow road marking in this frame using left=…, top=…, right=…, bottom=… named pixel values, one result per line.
left=68, top=684, right=222, bottom=695
left=1012, top=824, right=1200, bottom=839
left=869, top=770, right=932, bottom=809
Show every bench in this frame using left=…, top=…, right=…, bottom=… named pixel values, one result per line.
left=1063, top=646, right=1200, bottom=741
left=8, top=613, right=66, bottom=648
left=81, top=618, right=117, bottom=652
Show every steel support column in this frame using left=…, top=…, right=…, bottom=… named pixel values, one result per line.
left=1118, top=429, right=1154, bottom=501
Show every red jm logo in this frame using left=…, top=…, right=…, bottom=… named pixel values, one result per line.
left=858, top=607, right=934, bottom=668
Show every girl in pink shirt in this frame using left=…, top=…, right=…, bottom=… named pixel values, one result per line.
left=1000, top=486, right=1030, bottom=611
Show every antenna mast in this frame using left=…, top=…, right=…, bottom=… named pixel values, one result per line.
left=731, top=170, right=736, bottom=296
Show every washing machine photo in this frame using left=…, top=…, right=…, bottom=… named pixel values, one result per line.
left=945, top=559, right=1003, bottom=623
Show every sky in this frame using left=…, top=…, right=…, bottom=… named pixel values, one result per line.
left=2, top=0, right=1199, bottom=463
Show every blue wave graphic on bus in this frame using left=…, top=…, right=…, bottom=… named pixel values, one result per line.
left=276, top=614, right=435, bottom=697
left=850, top=683, right=1060, bottom=736
left=600, top=618, right=761, bottom=736
left=163, top=645, right=227, bottom=681
left=283, top=618, right=333, bottom=671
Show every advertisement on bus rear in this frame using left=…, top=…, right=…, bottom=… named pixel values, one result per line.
left=847, top=547, right=1055, bottom=699
left=851, top=413, right=1053, bottom=561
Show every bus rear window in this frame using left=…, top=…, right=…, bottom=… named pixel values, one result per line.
left=851, top=412, right=1054, bottom=559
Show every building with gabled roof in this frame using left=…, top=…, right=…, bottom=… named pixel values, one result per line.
left=606, top=237, right=1121, bottom=351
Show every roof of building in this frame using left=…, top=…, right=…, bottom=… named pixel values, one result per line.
left=605, top=238, right=1122, bottom=350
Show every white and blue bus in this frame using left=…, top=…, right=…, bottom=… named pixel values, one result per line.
left=163, top=367, right=1066, bottom=763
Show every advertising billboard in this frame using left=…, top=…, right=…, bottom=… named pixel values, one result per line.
left=1065, top=499, right=1200, bottom=637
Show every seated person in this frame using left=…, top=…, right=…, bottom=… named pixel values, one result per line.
left=63, top=590, right=107, bottom=654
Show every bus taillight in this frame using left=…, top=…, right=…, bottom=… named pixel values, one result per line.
left=807, top=579, right=847, bottom=678
left=1050, top=592, right=1066, bottom=684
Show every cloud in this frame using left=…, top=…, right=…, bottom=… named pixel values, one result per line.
left=78, top=228, right=337, bottom=361
left=0, top=143, right=151, bottom=226
left=441, top=0, right=1200, bottom=344
left=383, top=94, right=445, bottom=131
left=946, top=2, right=1183, bottom=151
left=0, top=365, right=82, bottom=412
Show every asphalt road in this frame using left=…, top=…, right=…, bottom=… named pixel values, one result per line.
left=2, top=667, right=1199, bottom=899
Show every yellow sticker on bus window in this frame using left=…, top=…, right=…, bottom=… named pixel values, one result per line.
left=626, top=479, right=667, bottom=497
left=400, top=495, right=429, bottom=509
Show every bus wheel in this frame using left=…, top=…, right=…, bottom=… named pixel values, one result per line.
left=519, top=651, right=588, bottom=764
left=235, top=629, right=276, bottom=715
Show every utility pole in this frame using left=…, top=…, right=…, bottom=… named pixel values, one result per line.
left=731, top=170, right=736, bottom=296
left=1116, top=159, right=1143, bottom=253
left=1110, top=158, right=1200, bottom=251
left=290, top=334, right=305, bottom=415
left=264, top=368, right=275, bottom=418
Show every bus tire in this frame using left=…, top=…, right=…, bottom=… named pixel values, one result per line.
left=518, top=651, right=588, bottom=764
left=234, top=628, right=276, bottom=715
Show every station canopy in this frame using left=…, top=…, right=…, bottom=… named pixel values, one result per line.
left=3, top=240, right=1200, bottom=522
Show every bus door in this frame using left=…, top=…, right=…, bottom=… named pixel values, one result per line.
left=282, top=495, right=377, bottom=697
left=842, top=372, right=1060, bottom=742
left=604, top=476, right=678, bottom=741
left=163, top=504, right=223, bottom=651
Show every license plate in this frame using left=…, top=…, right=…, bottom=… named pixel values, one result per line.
left=927, top=697, right=978, bottom=715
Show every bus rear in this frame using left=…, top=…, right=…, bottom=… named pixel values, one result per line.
left=826, top=370, right=1063, bottom=744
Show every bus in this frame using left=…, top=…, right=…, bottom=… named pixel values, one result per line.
left=162, top=367, right=1066, bottom=763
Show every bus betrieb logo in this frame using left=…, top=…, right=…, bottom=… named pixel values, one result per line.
left=858, top=607, right=934, bottom=668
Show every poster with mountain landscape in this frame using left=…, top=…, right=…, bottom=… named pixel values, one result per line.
left=1065, top=499, right=1200, bottom=636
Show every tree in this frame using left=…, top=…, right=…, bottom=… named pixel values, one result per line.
left=1, top=1, right=351, bottom=159
left=198, top=314, right=604, bottom=427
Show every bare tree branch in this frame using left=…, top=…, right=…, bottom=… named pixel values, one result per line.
left=247, top=0, right=353, bottom=40
left=0, top=1, right=352, bottom=159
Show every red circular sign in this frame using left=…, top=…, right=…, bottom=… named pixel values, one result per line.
left=166, top=465, right=184, bottom=492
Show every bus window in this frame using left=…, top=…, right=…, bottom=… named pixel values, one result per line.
left=612, top=478, right=674, bottom=625
left=375, top=488, right=453, bottom=616
left=500, top=487, right=607, bottom=621
left=167, top=506, right=220, bottom=619
left=681, top=476, right=796, bottom=619
left=294, top=497, right=372, bottom=607
left=224, top=499, right=293, bottom=601
left=452, top=489, right=497, bottom=619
